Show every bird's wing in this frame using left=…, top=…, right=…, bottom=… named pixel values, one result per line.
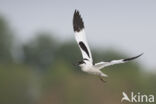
left=73, top=10, right=93, bottom=63
left=95, top=53, right=143, bottom=68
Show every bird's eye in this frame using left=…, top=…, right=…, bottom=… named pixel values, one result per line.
left=78, top=60, right=85, bottom=64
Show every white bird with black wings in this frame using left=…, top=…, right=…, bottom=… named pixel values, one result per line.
left=73, top=10, right=143, bottom=82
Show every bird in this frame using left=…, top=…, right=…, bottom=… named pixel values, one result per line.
left=73, top=10, right=143, bottom=82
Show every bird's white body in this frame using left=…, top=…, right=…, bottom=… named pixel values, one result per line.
left=73, top=10, right=142, bottom=80
left=81, top=66, right=108, bottom=77
left=80, top=59, right=125, bottom=77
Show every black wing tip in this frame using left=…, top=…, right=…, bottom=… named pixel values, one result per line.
left=123, top=53, right=143, bottom=62
left=73, top=9, right=84, bottom=32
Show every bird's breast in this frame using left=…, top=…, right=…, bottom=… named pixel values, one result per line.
left=81, top=66, right=100, bottom=75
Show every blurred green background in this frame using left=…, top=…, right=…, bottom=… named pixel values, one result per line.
left=0, top=12, right=155, bottom=104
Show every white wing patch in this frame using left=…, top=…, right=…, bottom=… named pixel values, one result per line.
left=73, top=10, right=93, bottom=64
left=75, top=30, right=92, bottom=62
left=95, top=53, right=143, bottom=70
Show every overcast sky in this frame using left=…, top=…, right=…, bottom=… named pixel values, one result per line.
left=0, top=0, right=156, bottom=70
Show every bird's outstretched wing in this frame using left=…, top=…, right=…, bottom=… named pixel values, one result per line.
left=73, top=10, right=93, bottom=64
left=95, top=53, right=143, bottom=69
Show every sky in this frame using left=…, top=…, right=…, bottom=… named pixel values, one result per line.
left=0, top=0, right=156, bottom=70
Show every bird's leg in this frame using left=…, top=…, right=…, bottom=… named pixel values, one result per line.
left=98, top=76, right=107, bottom=83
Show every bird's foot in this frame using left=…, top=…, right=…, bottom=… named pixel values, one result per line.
left=99, top=76, right=107, bottom=83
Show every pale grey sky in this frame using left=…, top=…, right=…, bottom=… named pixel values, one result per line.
left=0, top=0, right=156, bottom=70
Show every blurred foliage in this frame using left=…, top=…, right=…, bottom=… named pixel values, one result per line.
left=0, top=15, right=155, bottom=104
left=22, top=33, right=56, bottom=70
left=0, top=16, right=13, bottom=63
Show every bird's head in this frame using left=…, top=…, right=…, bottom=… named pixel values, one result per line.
left=78, top=60, right=86, bottom=68
left=73, top=60, right=86, bottom=68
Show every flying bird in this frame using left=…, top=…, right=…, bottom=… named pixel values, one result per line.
left=73, top=10, right=143, bottom=82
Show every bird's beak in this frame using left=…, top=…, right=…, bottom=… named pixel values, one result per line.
left=72, top=63, right=78, bottom=66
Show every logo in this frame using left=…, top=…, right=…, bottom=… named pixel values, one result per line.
left=121, top=92, right=155, bottom=103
